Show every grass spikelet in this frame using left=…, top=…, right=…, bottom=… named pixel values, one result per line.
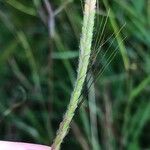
left=52, top=0, right=97, bottom=149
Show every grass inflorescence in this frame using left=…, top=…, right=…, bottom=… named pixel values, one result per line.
left=52, top=0, right=97, bottom=149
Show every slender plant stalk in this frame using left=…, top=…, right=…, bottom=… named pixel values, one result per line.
left=52, top=0, right=96, bottom=149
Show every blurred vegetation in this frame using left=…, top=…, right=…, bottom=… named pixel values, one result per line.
left=0, top=0, right=150, bottom=150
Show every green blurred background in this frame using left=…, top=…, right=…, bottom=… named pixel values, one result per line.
left=0, top=0, right=150, bottom=149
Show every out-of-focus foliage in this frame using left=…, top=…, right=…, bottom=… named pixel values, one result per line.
left=0, top=0, right=150, bottom=149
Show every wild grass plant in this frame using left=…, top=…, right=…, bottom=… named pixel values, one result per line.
left=0, top=0, right=150, bottom=150
left=52, top=0, right=97, bottom=149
